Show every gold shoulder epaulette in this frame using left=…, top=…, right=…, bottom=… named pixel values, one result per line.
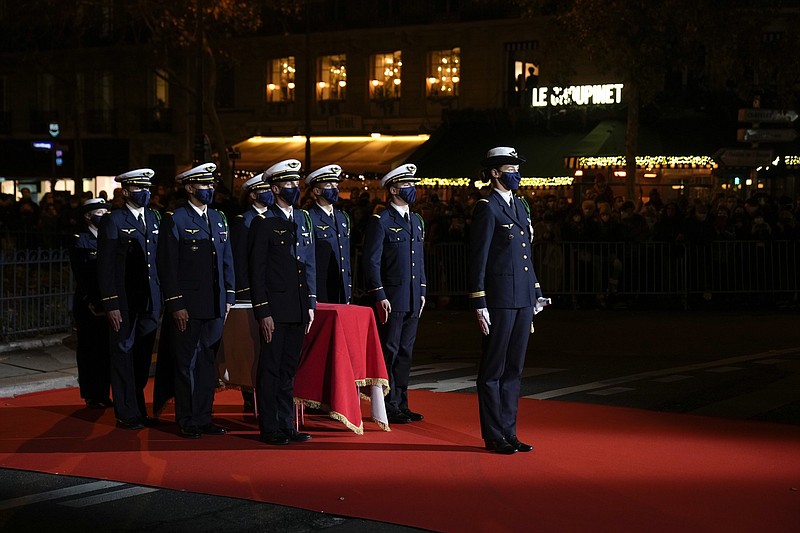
left=372, top=214, right=382, bottom=219
left=477, top=198, right=489, bottom=203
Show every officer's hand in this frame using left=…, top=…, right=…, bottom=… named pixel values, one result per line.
left=107, top=309, right=122, bottom=332
left=476, top=308, right=491, bottom=336
left=419, top=296, right=426, bottom=318
left=259, top=316, right=275, bottom=343
left=172, top=308, right=189, bottom=332
left=224, top=303, right=232, bottom=322
left=376, top=299, right=391, bottom=324
left=305, top=309, right=315, bottom=334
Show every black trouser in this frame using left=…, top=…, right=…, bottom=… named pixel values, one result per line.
left=256, top=322, right=305, bottom=434
left=170, top=317, right=224, bottom=429
left=109, top=310, right=158, bottom=420
left=74, top=306, right=110, bottom=402
left=377, top=310, right=419, bottom=414
left=477, top=306, right=533, bottom=441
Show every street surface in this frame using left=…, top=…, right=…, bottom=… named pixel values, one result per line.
left=2, top=307, right=798, bottom=531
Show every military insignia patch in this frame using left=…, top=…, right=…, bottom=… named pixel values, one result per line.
left=122, top=228, right=135, bottom=234
left=501, top=224, right=514, bottom=229
left=316, top=225, right=330, bottom=230
left=184, top=228, right=200, bottom=234
left=274, top=229, right=287, bottom=235
left=389, top=227, right=403, bottom=233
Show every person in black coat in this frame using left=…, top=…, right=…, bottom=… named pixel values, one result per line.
left=468, top=147, right=547, bottom=455
left=363, top=163, right=427, bottom=425
left=229, top=172, right=273, bottom=412
left=69, top=198, right=113, bottom=409
left=304, top=164, right=352, bottom=304
left=97, top=168, right=161, bottom=430
left=248, top=159, right=317, bottom=445
left=157, top=163, right=236, bottom=439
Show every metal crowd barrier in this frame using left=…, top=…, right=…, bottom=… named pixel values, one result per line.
left=2, top=239, right=797, bottom=341
left=0, top=248, right=74, bottom=341
left=420, top=240, right=799, bottom=306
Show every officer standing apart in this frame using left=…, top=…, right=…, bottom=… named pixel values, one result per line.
left=363, top=164, right=426, bottom=425
left=97, top=169, right=161, bottom=430
left=157, top=163, right=235, bottom=439
left=230, top=172, right=273, bottom=412
left=248, top=159, right=316, bottom=445
left=305, top=164, right=352, bottom=304
left=70, top=197, right=114, bottom=409
left=469, top=147, right=546, bottom=455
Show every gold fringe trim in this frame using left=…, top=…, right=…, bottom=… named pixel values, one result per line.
left=328, top=410, right=364, bottom=435
left=373, top=418, right=391, bottom=432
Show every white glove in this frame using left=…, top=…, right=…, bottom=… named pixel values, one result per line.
left=476, top=308, right=491, bottom=336
left=534, top=297, right=551, bottom=316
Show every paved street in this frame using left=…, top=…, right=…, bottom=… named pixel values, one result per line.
left=2, top=306, right=799, bottom=531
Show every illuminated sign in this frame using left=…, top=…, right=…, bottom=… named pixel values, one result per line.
left=531, top=83, right=623, bottom=108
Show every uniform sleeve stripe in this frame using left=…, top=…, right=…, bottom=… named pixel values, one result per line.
left=101, top=296, right=118, bottom=301
left=164, top=295, right=182, bottom=302
left=254, top=301, right=269, bottom=308
left=367, top=286, right=384, bottom=293
left=468, top=291, right=486, bottom=298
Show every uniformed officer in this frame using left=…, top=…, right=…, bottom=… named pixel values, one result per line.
left=248, top=158, right=316, bottom=445
left=157, top=163, right=235, bottom=439
left=363, top=163, right=426, bottom=425
left=230, top=172, right=273, bottom=412
left=305, top=164, right=352, bottom=304
left=69, top=198, right=113, bottom=409
left=468, top=147, right=545, bottom=455
left=97, top=168, right=161, bottom=430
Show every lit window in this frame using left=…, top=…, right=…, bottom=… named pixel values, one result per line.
left=370, top=51, right=402, bottom=100
left=266, top=57, right=296, bottom=103
left=317, top=54, right=346, bottom=101
left=426, top=47, right=460, bottom=98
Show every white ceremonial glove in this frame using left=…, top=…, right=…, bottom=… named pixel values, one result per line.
left=534, top=297, right=552, bottom=316
left=476, top=307, right=491, bottom=336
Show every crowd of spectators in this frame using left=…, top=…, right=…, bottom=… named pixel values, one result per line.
left=2, top=175, right=799, bottom=251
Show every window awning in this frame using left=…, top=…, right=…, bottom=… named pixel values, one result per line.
left=232, top=134, right=430, bottom=175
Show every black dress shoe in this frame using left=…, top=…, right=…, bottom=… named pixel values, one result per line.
left=100, top=398, right=115, bottom=408
left=506, top=435, right=533, bottom=452
left=260, top=432, right=290, bottom=445
left=140, top=416, right=159, bottom=427
left=282, top=428, right=312, bottom=442
left=179, top=425, right=202, bottom=439
left=484, top=438, right=517, bottom=455
left=85, top=399, right=105, bottom=409
left=388, top=411, right=412, bottom=424
left=199, top=423, right=227, bottom=435
left=401, top=408, right=424, bottom=422
left=116, top=417, right=145, bottom=430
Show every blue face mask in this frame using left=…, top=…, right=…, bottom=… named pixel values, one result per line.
left=320, top=188, right=339, bottom=204
left=194, top=187, right=215, bottom=205
left=256, top=190, right=274, bottom=207
left=129, top=189, right=151, bottom=208
left=499, top=171, right=522, bottom=191
left=396, top=186, right=417, bottom=205
left=280, top=186, right=300, bottom=206
left=90, top=213, right=106, bottom=228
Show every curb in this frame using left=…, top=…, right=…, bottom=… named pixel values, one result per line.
left=0, top=334, right=70, bottom=355
left=0, top=373, right=79, bottom=399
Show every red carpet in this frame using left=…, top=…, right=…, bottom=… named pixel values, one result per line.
left=1, top=386, right=799, bottom=532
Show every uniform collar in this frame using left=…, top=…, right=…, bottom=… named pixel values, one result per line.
left=125, top=202, right=144, bottom=218
left=494, top=188, right=513, bottom=206
left=89, top=226, right=98, bottom=238
left=278, top=204, right=293, bottom=220
left=390, top=202, right=410, bottom=218
left=254, top=204, right=270, bottom=215
left=188, top=201, right=207, bottom=218
left=316, top=202, right=334, bottom=217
